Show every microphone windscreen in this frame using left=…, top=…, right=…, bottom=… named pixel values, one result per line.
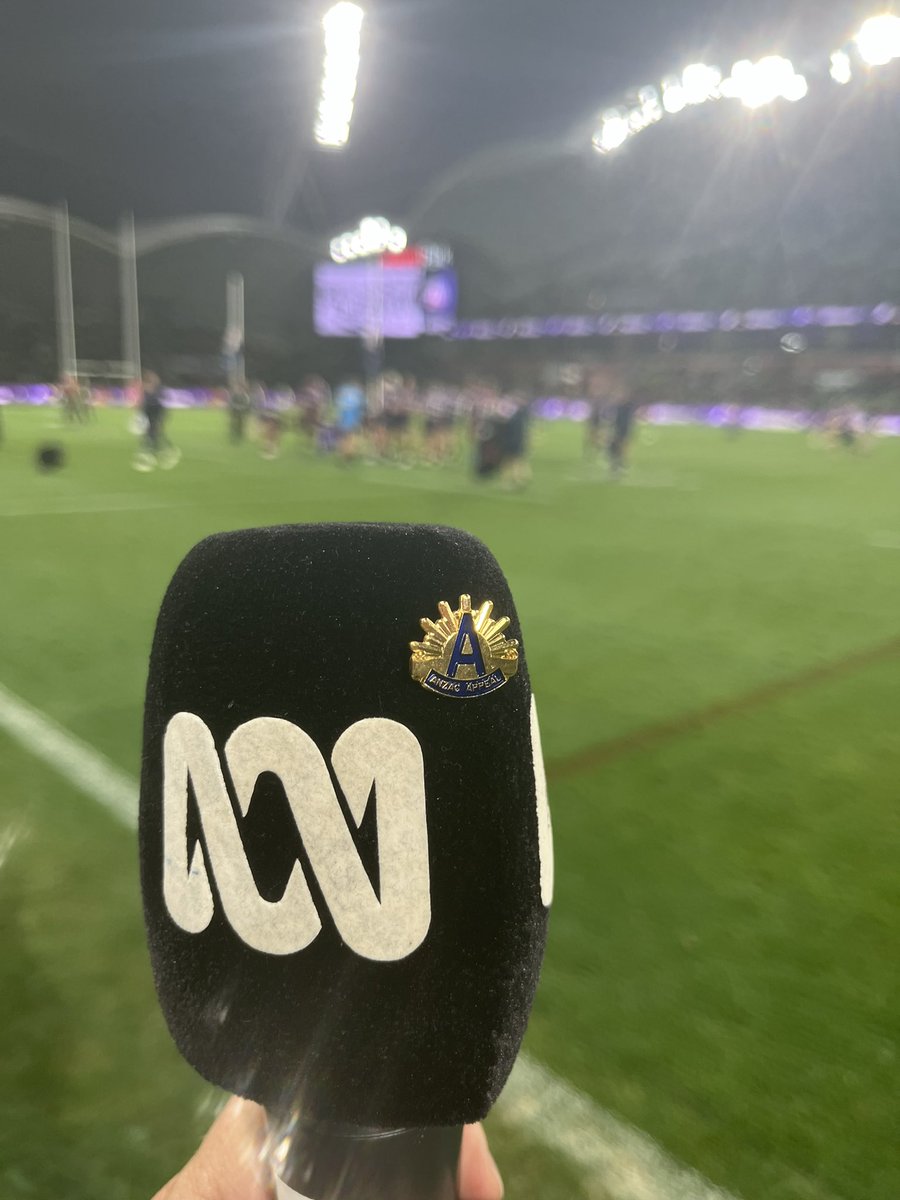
left=140, top=524, right=551, bottom=1128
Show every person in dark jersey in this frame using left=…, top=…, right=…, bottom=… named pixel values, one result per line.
left=500, top=392, right=532, bottom=489
left=134, top=370, right=180, bottom=472
left=228, top=381, right=252, bottom=444
left=608, top=393, right=639, bottom=480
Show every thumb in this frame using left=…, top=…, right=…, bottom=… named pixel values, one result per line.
left=154, top=1097, right=275, bottom=1200
left=458, top=1124, right=504, bottom=1200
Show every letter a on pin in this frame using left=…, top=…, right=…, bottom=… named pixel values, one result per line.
left=410, top=594, right=519, bottom=700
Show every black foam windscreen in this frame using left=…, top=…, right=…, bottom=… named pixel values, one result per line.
left=140, top=524, right=551, bottom=1129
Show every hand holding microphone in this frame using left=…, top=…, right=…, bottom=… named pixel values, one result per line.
left=153, top=1104, right=503, bottom=1200
left=141, top=524, right=552, bottom=1199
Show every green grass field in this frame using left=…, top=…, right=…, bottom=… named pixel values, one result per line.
left=0, top=406, right=898, bottom=1200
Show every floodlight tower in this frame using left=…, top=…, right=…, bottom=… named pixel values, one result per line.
left=315, top=3, right=365, bottom=149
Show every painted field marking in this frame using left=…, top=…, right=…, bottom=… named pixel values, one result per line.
left=500, top=1055, right=738, bottom=1200
left=0, top=679, right=739, bottom=1200
left=0, top=682, right=137, bottom=828
left=550, top=634, right=900, bottom=782
left=868, top=532, right=900, bottom=551
left=360, top=473, right=554, bottom=505
left=0, top=497, right=174, bottom=519
left=562, top=468, right=701, bottom=490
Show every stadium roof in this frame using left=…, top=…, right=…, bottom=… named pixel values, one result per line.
left=1, top=0, right=876, bottom=252
left=4, top=0, right=900, bottom=342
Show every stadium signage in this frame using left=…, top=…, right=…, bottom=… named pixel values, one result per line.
left=161, top=712, right=432, bottom=961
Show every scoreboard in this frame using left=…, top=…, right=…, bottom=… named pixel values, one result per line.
left=314, top=246, right=458, bottom=339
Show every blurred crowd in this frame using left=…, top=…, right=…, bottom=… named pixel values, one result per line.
left=212, top=373, right=534, bottom=485
left=44, top=367, right=882, bottom=482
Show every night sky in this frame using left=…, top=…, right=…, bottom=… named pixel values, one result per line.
left=1, top=0, right=874, bottom=236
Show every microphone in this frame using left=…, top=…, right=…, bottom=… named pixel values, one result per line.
left=139, top=524, right=553, bottom=1199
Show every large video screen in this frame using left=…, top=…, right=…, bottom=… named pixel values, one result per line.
left=314, top=255, right=458, bottom=339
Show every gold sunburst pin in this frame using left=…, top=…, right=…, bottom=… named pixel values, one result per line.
left=410, top=595, right=519, bottom=699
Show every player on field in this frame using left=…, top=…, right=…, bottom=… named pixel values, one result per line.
left=423, top=382, right=456, bottom=464
left=500, top=392, right=532, bottom=489
left=134, top=370, right=180, bottom=472
left=334, top=377, right=366, bottom=463
left=228, top=381, right=252, bottom=444
left=296, top=375, right=330, bottom=450
left=608, top=391, right=638, bottom=480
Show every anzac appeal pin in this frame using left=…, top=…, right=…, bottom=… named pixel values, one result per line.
left=410, top=595, right=519, bottom=698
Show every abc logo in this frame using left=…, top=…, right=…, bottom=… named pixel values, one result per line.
left=162, top=713, right=432, bottom=962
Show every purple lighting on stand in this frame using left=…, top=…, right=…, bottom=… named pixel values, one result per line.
left=447, top=302, right=900, bottom=340
left=564, top=317, right=596, bottom=337
left=871, top=303, right=898, bottom=326
left=596, top=315, right=622, bottom=335
left=618, top=313, right=655, bottom=335
left=790, top=307, right=815, bottom=327
left=0, top=385, right=59, bottom=405
left=675, top=311, right=718, bottom=333
left=743, top=309, right=786, bottom=331
left=533, top=399, right=900, bottom=436
left=816, top=306, right=867, bottom=327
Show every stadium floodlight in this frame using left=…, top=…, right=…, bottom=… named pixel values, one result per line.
left=681, top=63, right=722, bottom=104
left=584, top=31, right=856, bottom=157
left=593, top=109, right=630, bottom=154
left=830, top=50, right=853, bottom=84
left=661, top=79, right=687, bottom=114
left=855, top=13, right=900, bottom=66
left=329, top=216, right=408, bottom=263
left=783, top=73, right=809, bottom=102
left=315, top=2, right=364, bottom=149
left=720, top=56, right=808, bottom=109
left=637, top=86, right=664, bottom=123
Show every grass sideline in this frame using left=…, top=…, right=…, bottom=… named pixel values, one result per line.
left=0, top=406, right=898, bottom=1200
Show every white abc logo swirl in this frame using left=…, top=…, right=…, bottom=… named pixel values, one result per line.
left=162, top=713, right=432, bottom=962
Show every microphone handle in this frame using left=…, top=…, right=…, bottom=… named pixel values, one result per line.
left=272, top=1119, right=463, bottom=1200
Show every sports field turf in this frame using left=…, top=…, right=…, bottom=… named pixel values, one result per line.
left=0, top=406, right=898, bottom=1200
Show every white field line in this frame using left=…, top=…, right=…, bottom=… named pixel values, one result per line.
left=360, top=473, right=555, bottom=505
left=868, top=532, right=900, bottom=551
left=499, top=1055, right=739, bottom=1200
left=0, top=679, right=740, bottom=1200
left=0, top=497, right=173, bottom=518
left=563, top=471, right=701, bottom=492
left=0, top=682, right=137, bottom=828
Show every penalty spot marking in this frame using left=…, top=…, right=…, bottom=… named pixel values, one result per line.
left=0, top=678, right=739, bottom=1200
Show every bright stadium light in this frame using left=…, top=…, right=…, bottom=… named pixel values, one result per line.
left=329, top=216, right=407, bottom=263
left=593, top=109, right=631, bottom=154
left=855, top=13, right=900, bottom=66
left=783, top=73, right=809, bottom=102
left=661, top=78, right=687, bottom=114
left=584, top=24, right=877, bottom=158
left=830, top=50, right=853, bottom=84
left=315, top=2, right=364, bottom=149
left=637, top=86, right=664, bottom=123
left=681, top=62, right=722, bottom=104
left=720, top=56, right=808, bottom=109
